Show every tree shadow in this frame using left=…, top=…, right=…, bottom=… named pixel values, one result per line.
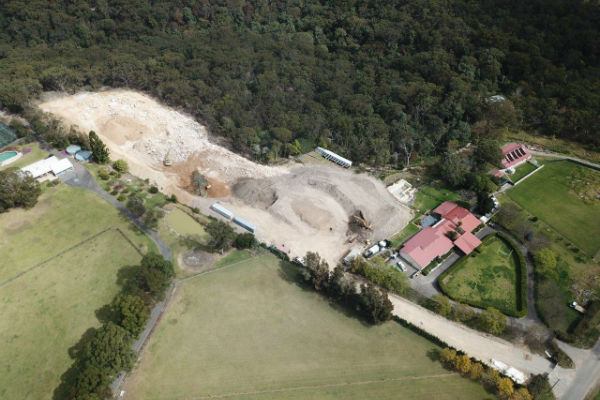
left=426, top=348, right=440, bottom=362
left=53, top=327, right=98, bottom=400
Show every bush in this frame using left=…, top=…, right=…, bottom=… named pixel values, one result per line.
left=98, top=170, right=110, bottom=180
left=192, top=207, right=199, bottom=214
left=349, top=256, right=408, bottom=295
left=117, top=194, right=126, bottom=202
left=233, top=233, right=256, bottom=249
left=113, top=159, right=129, bottom=174
left=149, top=185, right=159, bottom=194
left=126, top=197, right=145, bottom=218
left=111, top=189, right=119, bottom=195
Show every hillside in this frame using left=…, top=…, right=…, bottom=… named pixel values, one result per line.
left=0, top=0, right=598, bottom=165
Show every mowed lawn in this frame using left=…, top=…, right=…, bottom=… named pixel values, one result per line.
left=124, top=254, right=491, bottom=400
left=507, top=161, right=600, bottom=255
left=439, top=236, right=519, bottom=315
left=0, top=185, right=153, bottom=283
left=0, top=228, right=143, bottom=399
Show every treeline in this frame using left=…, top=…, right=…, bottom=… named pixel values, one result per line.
left=0, top=0, right=598, bottom=167
left=54, top=253, right=174, bottom=399
left=299, top=252, right=394, bottom=324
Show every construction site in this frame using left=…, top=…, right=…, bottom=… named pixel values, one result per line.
left=38, top=90, right=412, bottom=265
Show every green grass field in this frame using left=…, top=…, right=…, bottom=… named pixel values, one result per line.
left=439, top=236, right=519, bottom=315
left=510, top=162, right=537, bottom=182
left=124, top=254, right=492, bottom=400
left=165, top=208, right=209, bottom=243
left=0, top=185, right=153, bottom=283
left=390, top=217, right=421, bottom=248
left=507, top=161, right=600, bottom=256
left=414, top=185, right=459, bottom=213
left=0, top=186, right=147, bottom=399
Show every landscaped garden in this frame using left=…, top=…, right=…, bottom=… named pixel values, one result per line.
left=507, top=161, right=600, bottom=256
left=123, top=254, right=490, bottom=400
left=438, top=234, right=526, bottom=317
left=0, top=184, right=149, bottom=399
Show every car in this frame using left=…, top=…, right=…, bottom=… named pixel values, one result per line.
left=396, top=261, right=407, bottom=272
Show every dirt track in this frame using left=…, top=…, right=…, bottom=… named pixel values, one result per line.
left=39, top=90, right=411, bottom=265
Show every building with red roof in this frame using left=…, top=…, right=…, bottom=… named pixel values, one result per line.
left=501, top=143, right=531, bottom=169
left=400, top=202, right=482, bottom=269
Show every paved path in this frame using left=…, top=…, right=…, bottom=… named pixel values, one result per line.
left=558, top=339, right=600, bottom=400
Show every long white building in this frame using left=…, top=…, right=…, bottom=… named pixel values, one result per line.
left=21, top=156, right=73, bottom=181
left=315, top=147, right=352, bottom=168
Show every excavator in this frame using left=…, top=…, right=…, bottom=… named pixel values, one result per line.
left=350, top=210, right=372, bottom=230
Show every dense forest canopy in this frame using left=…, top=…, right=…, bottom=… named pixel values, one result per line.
left=0, top=0, right=598, bottom=165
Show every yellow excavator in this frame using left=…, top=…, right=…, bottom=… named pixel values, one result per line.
left=351, top=210, right=372, bottom=230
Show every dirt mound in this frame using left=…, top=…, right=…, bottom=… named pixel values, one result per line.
left=232, top=178, right=278, bottom=208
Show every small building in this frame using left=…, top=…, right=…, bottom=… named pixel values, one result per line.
left=315, top=147, right=352, bottom=168
left=343, top=248, right=362, bottom=265
left=20, top=156, right=73, bottom=182
left=233, top=216, right=256, bottom=233
left=501, top=143, right=531, bottom=169
left=75, top=150, right=92, bottom=162
left=210, top=203, right=234, bottom=220
left=400, top=202, right=482, bottom=270
left=387, top=179, right=416, bottom=204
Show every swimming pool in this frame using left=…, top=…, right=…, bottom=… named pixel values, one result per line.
left=0, top=151, right=21, bottom=166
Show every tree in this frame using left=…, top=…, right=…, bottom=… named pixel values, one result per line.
left=112, top=294, right=149, bottom=336
left=438, top=153, right=467, bottom=188
left=126, top=197, right=145, bottom=218
left=510, top=388, right=533, bottom=400
left=206, top=219, right=235, bottom=250
left=452, top=302, right=474, bottom=322
left=89, top=131, right=110, bottom=164
left=432, top=294, right=452, bottom=317
left=112, top=159, right=129, bottom=174
left=453, top=353, right=472, bottom=374
left=139, top=252, right=174, bottom=299
left=469, top=362, right=484, bottom=380
left=358, top=283, right=393, bottom=324
left=533, top=248, right=558, bottom=278
left=233, top=233, right=256, bottom=249
left=477, top=192, right=495, bottom=214
left=301, top=252, right=330, bottom=292
left=328, top=265, right=356, bottom=301
left=474, top=140, right=502, bottom=166
left=527, top=374, right=556, bottom=400
left=439, top=347, right=457, bottom=366
left=497, top=377, right=515, bottom=398
left=0, top=168, right=41, bottom=213
left=143, top=207, right=164, bottom=230
left=479, top=307, right=507, bottom=335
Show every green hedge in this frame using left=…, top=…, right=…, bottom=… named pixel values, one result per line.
left=437, top=233, right=527, bottom=318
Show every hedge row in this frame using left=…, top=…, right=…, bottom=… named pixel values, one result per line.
left=437, top=233, right=527, bottom=318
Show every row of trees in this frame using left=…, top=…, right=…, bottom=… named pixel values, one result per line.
left=1, top=0, right=598, bottom=167
left=348, top=256, right=409, bottom=295
left=439, top=347, right=537, bottom=400
left=56, top=253, right=174, bottom=399
left=429, top=294, right=507, bottom=335
left=300, top=252, right=394, bottom=324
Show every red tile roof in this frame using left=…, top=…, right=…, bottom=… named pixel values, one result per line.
left=401, top=201, right=482, bottom=268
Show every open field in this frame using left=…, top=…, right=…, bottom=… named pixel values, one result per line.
left=0, top=184, right=153, bottom=283
left=439, top=236, right=519, bottom=315
left=39, top=90, right=412, bottom=266
left=123, top=254, right=491, bottom=400
left=165, top=208, right=209, bottom=243
left=510, top=162, right=537, bottom=182
left=413, top=184, right=459, bottom=213
left=0, top=142, right=48, bottom=171
left=0, top=188, right=145, bottom=399
left=507, top=161, right=600, bottom=256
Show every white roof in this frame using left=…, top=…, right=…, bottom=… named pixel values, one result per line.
left=21, top=156, right=72, bottom=178
left=51, top=158, right=73, bottom=175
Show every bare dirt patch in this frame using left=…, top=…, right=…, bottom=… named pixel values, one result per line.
left=39, top=90, right=412, bottom=265
left=179, top=249, right=215, bottom=272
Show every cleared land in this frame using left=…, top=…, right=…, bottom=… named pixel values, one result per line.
left=123, top=254, right=490, bottom=400
left=510, top=162, right=537, bottom=182
left=507, top=161, right=600, bottom=256
left=0, top=186, right=145, bottom=399
left=39, top=90, right=412, bottom=266
left=439, top=236, right=519, bottom=315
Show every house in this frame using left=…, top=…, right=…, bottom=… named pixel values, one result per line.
left=400, top=202, right=482, bottom=269
left=501, top=143, right=531, bottom=169
left=20, top=156, right=73, bottom=182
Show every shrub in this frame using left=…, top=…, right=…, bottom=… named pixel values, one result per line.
left=349, top=256, right=408, bottom=295
left=111, top=189, right=119, bottom=195
left=149, top=185, right=159, bottom=194
left=192, top=207, right=199, bottom=214
left=117, top=194, right=126, bottom=202
left=113, top=159, right=129, bottom=174
left=126, top=197, right=145, bottom=218
left=233, top=233, right=256, bottom=249
left=98, top=170, right=110, bottom=180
